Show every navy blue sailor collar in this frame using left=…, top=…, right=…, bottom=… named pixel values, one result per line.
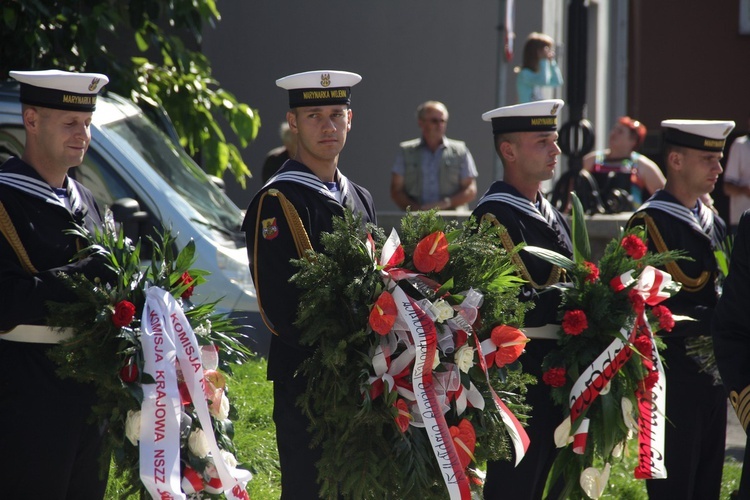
left=636, top=189, right=715, bottom=240
left=264, top=159, right=354, bottom=210
left=476, top=181, right=557, bottom=227
left=0, top=157, right=86, bottom=217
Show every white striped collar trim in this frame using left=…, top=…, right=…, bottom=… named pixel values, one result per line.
left=265, top=169, right=350, bottom=204
left=476, top=192, right=548, bottom=225
left=0, top=172, right=83, bottom=213
left=637, top=199, right=713, bottom=236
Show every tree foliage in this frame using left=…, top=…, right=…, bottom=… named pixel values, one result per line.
left=1, top=0, right=260, bottom=187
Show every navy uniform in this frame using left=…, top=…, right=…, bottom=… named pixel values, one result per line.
left=241, top=70, right=376, bottom=499
left=714, top=209, right=750, bottom=497
left=472, top=100, right=573, bottom=500
left=627, top=119, right=735, bottom=500
left=0, top=70, right=112, bottom=499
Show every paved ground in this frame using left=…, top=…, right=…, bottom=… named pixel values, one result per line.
left=727, top=400, right=746, bottom=463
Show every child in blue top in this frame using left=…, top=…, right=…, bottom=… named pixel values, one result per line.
left=516, top=32, right=563, bottom=103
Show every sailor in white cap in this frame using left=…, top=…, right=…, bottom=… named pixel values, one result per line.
left=0, top=69, right=114, bottom=499
left=472, top=99, right=572, bottom=500
left=628, top=118, right=735, bottom=499
left=241, top=70, right=376, bottom=497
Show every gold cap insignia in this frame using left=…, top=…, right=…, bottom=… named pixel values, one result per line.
left=550, top=103, right=559, bottom=115
left=321, top=73, right=331, bottom=88
left=88, top=77, right=101, bottom=92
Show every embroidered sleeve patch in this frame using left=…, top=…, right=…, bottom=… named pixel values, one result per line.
left=262, top=217, right=279, bottom=240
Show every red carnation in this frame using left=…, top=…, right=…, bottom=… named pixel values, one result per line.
left=112, top=300, right=136, bottom=328
left=633, top=335, right=652, bottom=357
left=583, top=261, right=600, bottom=283
left=542, top=367, right=567, bottom=387
left=562, top=309, right=588, bottom=336
left=621, top=234, right=647, bottom=260
left=178, top=272, right=195, bottom=300
left=641, top=369, right=659, bottom=391
left=629, top=289, right=645, bottom=314
left=413, top=231, right=449, bottom=273
left=652, top=305, right=675, bottom=332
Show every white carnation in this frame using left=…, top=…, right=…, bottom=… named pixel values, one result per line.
left=125, top=409, right=141, bottom=446
left=433, top=299, right=455, bottom=323
left=188, top=428, right=211, bottom=458
left=454, top=345, right=475, bottom=373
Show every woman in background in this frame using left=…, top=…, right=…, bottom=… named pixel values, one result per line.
left=516, top=32, right=563, bottom=103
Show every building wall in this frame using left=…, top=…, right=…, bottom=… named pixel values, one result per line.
left=202, top=0, right=555, bottom=212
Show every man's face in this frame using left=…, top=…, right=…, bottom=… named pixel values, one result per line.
left=32, top=107, right=93, bottom=168
left=674, top=147, right=724, bottom=196
left=288, top=105, right=352, bottom=163
left=508, top=131, right=561, bottom=183
left=418, top=106, right=447, bottom=143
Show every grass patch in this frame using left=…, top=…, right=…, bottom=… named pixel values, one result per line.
left=106, top=356, right=743, bottom=499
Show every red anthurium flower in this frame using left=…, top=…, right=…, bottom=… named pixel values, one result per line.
left=562, top=310, right=588, bottom=335
left=369, top=291, right=398, bottom=335
left=178, top=272, right=195, bottom=300
left=621, top=234, right=647, bottom=260
left=119, top=357, right=138, bottom=383
left=413, top=231, right=449, bottom=273
left=542, top=367, right=567, bottom=387
left=394, top=398, right=411, bottom=433
left=449, top=419, right=477, bottom=469
left=583, top=261, right=600, bottom=283
left=112, top=300, right=136, bottom=328
left=490, top=325, right=529, bottom=367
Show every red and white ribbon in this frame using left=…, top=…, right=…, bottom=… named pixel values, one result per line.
left=572, top=418, right=590, bottom=455
left=569, top=328, right=633, bottom=422
left=475, top=337, right=530, bottom=465
left=140, top=286, right=251, bottom=499
left=392, top=286, right=471, bottom=500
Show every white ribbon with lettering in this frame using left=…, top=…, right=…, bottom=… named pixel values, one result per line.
left=392, top=286, right=471, bottom=500
left=140, top=286, right=251, bottom=499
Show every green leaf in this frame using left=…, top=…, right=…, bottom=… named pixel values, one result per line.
left=570, top=192, right=591, bottom=263
left=134, top=31, right=149, bottom=52
left=522, top=245, right=576, bottom=271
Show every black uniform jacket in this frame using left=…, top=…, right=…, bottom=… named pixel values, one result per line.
left=471, top=181, right=573, bottom=327
left=0, top=158, right=104, bottom=331
left=242, top=160, right=376, bottom=381
left=713, top=210, right=750, bottom=429
left=628, top=189, right=726, bottom=337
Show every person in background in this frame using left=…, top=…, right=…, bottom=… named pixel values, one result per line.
left=0, top=69, right=114, bottom=499
left=390, top=100, right=478, bottom=211
left=713, top=207, right=750, bottom=497
left=516, top=32, right=563, bottom=104
left=583, top=116, right=665, bottom=211
left=722, top=112, right=750, bottom=233
left=472, top=99, right=572, bottom=499
left=242, top=70, right=376, bottom=499
left=628, top=118, right=735, bottom=500
left=261, top=121, right=297, bottom=184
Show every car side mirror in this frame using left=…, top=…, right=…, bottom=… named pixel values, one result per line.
left=110, top=197, right=150, bottom=243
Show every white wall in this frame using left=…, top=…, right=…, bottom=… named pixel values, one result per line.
left=202, top=0, right=556, bottom=213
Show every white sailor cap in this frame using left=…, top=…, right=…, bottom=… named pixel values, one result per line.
left=276, top=70, right=361, bottom=108
left=482, top=99, right=564, bottom=135
left=661, top=119, right=736, bottom=152
left=9, top=69, right=109, bottom=112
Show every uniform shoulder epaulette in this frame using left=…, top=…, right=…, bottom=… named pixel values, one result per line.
left=629, top=211, right=710, bottom=292
left=730, top=384, right=750, bottom=432
left=481, top=213, right=563, bottom=289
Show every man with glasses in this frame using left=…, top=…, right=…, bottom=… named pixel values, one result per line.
left=390, top=100, right=478, bottom=211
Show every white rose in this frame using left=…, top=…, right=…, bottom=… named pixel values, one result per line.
left=125, top=409, right=141, bottom=446
left=188, top=428, right=211, bottom=458
left=216, top=393, right=230, bottom=420
left=454, top=345, right=475, bottom=373
left=433, top=300, right=455, bottom=323
left=220, top=449, right=238, bottom=469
